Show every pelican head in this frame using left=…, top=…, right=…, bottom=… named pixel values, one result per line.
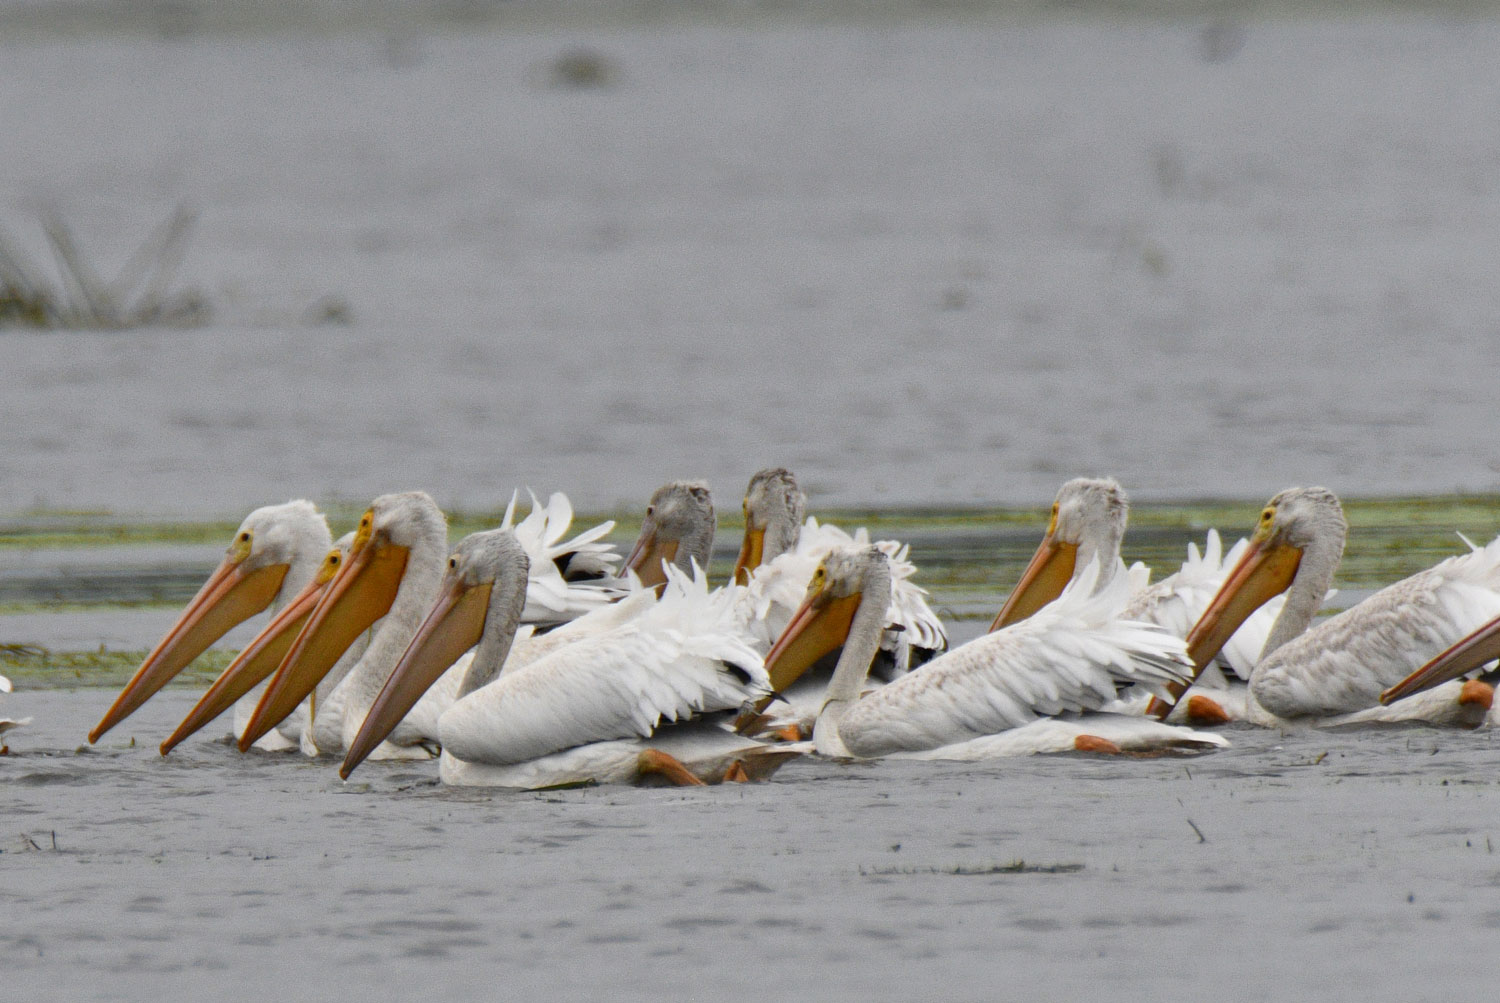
left=342, top=529, right=530, bottom=779
left=764, top=545, right=892, bottom=694
left=1184, top=486, right=1346, bottom=672
left=624, top=480, right=715, bottom=588
left=733, top=467, right=806, bottom=585
left=991, top=477, right=1127, bottom=631
left=239, top=491, right=448, bottom=751
left=89, top=500, right=330, bottom=744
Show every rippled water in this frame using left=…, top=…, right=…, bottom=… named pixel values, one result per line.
left=4, top=15, right=1500, bottom=517
left=5, top=689, right=1500, bottom=1002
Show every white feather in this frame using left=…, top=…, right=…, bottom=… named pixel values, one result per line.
left=835, top=557, right=1192, bottom=758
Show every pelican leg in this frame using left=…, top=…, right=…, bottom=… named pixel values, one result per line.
left=637, top=748, right=708, bottom=786
left=723, top=761, right=751, bottom=783
left=1073, top=734, right=1123, bottom=755
left=1184, top=694, right=1233, bottom=727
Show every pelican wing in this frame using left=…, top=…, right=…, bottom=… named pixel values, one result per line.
left=439, top=565, right=767, bottom=765
left=505, top=490, right=629, bottom=625
left=837, top=559, right=1192, bottom=758
left=1251, top=537, right=1500, bottom=718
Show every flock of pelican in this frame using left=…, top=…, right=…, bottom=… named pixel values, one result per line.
left=22, top=471, right=1498, bottom=787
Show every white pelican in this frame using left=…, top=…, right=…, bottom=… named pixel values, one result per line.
left=237, top=491, right=452, bottom=755
left=1, top=673, right=31, bottom=752
left=308, top=490, right=628, bottom=757
left=731, top=467, right=947, bottom=670
left=623, top=480, right=717, bottom=588
left=990, top=477, right=1286, bottom=725
left=731, top=467, right=809, bottom=584
left=767, top=546, right=1221, bottom=759
left=727, top=468, right=947, bottom=738
left=1163, top=487, right=1499, bottom=728
left=87, top=499, right=332, bottom=746
left=342, top=530, right=794, bottom=786
left=238, top=490, right=628, bottom=758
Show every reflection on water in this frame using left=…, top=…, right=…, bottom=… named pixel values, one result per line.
left=3, top=16, right=1500, bottom=518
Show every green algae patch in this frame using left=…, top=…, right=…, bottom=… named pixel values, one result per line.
left=5, top=494, right=1500, bottom=641
left=0, top=644, right=236, bottom=690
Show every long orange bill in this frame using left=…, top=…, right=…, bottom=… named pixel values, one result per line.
left=625, top=527, right=678, bottom=589
left=1149, top=537, right=1302, bottom=719
left=1381, top=612, right=1500, bottom=705
left=238, top=537, right=409, bottom=751
left=990, top=536, right=1078, bottom=631
left=341, top=578, right=491, bottom=779
left=89, top=558, right=289, bottom=744
left=733, top=525, right=766, bottom=586
left=764, top=590, right=863, bottom=693
left=159, top=568, right=332, bottom=755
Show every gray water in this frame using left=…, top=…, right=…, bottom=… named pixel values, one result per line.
left=4, top=14, right=1500, bottom=518
left=6, top=689, right=1500, bottom=1002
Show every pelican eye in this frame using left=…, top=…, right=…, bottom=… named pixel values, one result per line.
left=646, top=505, right=655, bottom=517
left=449, top=557, right=458, bottom=570
left=239, top=531, right=251, bottom=543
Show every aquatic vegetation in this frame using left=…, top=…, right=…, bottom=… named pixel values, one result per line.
left=0, top=644, right=235, bottom=690
left=0, top=207, right=209, bottom=330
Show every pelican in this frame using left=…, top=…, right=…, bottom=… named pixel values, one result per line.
left=236, top=491, right=453, bottom=756
left=87, top=500, right=331, bottom=747
left=238, top=490, right=628, bottom=758
left=731, top=467, right=947, bottom=669
left=342, top=530, right=794, bottom=786
left=1162, top=487, right=1499, bottom=728
left=308, top=490, right=628, bottom=756
left=623, top=480, right=716, bottom=587
left=732, top=467, right=808, bottom=584
left=766, top=546, right=1221, bottom=759
left=1, top=674, right=31, bottom=752
left=990, top=477, right=1286, bottom=725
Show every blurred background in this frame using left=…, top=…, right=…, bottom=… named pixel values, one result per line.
left=3, top=0, right=1498, bottom=517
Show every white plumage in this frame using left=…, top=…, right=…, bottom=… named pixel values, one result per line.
left=1250, top=535, right=1500, bottom=721
left=833, top=558, right=1194, bottom=758
left=1179, top=487, right=1500, bottom=728
left=440, top=563, right=768, bottom=766
left=311, top=490, right=630, bottom=758
left=1122, top=530, right=1287, bottom=685
left=0, top=673, right=31, bottom=748
left=737, top=515, right=947, bottom=661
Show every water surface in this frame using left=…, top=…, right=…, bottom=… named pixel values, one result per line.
left=3, top=16, right=1499, bottom=516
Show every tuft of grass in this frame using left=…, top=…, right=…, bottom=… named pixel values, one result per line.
left=0, top=207, right=209, bottom=330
